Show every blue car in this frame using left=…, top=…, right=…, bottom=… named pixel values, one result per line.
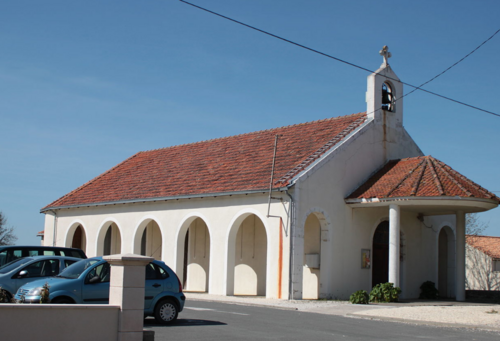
left=0, top=255, right=82, bottom=302
left=15, top=257, right=186, bottom=324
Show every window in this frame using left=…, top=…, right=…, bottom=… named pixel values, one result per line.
left=145, top=263, right=169, bottom=280
left=24, top=260, right=60, bottom=278
left=64, top=260, right=78, bottom=268
left=85, top=263, right=110, bottom=284
left=0, top=251, right=7, bottom=267
left=12, top=250, right=22, bottom=260
left=43, top=250, right=56, bottom=256
left=494, top=259, right=500, bottom=272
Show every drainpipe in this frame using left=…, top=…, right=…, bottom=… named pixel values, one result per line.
left=49, top=210, right=58, bottom=247
left=285, top=189, right=295, bottom=300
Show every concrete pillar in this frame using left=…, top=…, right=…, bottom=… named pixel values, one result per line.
left=104, top=254, right=154, bottom=341
left=455, top=211, right=466, bottom=301
left=388, top=204, right=400, bottom=287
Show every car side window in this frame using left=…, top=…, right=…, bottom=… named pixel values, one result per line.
left=28, top=250, right=39, bottom=257
left=11, top=250, right=23, bottom=263
left=85, top=263, right=110, bottom=284
left=157, top=265, right=168, bottom=279
left=145, top=263, right=157, bottom=280
left=0, top=251, right=7, bottom=267
left=64, top=260, right=77, bottom=268
left=145, top=263, right=169, bottom=280
left=43, top=250, right=56, bottom=256
left=23, top=260, right=59, bottom=277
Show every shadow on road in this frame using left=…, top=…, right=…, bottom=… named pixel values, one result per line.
left=144, top=318, right=227, bottom=327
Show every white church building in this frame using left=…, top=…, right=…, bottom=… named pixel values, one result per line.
left=40, top=47, right=499, bottom=300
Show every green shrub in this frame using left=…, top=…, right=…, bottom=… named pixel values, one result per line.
left=349, top=290, right=369, bottom=304
left=419, top=281, right=439, bottom=299
left=40, top=282, right=50, bottom=304
left=369, top=282, right=401, bottom=303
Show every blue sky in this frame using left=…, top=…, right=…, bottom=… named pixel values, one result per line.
left=1, top=0, right=499, bottom=245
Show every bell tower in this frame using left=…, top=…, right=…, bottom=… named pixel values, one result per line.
left=366, top=46, right=403, bottom=129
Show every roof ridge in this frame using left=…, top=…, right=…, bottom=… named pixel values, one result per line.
left=432, top=156, right=496, bottom=200
left=275, top=114, right=367, bottom=185
left=140, top=112, right=367, bottom=154
left=426, top=157, right=445, bottom=195
left=41, top=152, right=142, bottom=210
left=430, top=156, right=473, bottom=197
left=385, top=157, right=425, bottom=197
left=410, top=158, right=427, bottom=196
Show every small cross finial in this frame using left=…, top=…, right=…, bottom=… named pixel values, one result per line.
left=379, top=45, right=391, bottom=66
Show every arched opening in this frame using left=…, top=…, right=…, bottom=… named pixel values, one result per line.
left=97, top=223, right=122, bottom=256
left=438, top=226, right=455, bottom=298
left=372, top=221, right=404, bottom=287
left=67, top=224, right=87, bottom=254
left=381, top=82, right=395, bottom=112
left=181, top=218, right=210, bottom=292
left=303, top=214, right=321, bottom=299
left=134, top=219, right=162, bottom=261
left=229, top=214, right=267, bottom=296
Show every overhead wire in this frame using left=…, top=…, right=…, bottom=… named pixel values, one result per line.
left=179, top=0, right=500, bottom=118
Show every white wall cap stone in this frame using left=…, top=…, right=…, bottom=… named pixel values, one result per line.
left=104, top=253, right=154, bottom=266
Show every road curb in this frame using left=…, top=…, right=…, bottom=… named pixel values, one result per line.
left=187, top=297, right=299, bottom=311
left=346, top=313, right=500, bottom=332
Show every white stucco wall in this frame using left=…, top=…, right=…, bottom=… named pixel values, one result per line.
left=43, top=194, right=290, bottom=299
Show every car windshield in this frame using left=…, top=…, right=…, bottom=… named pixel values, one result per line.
left=56, top=259, right=100, bottom=279
left=0, top=257, right=32, bottom=274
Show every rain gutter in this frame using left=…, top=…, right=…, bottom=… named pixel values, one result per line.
left=40, top=187, right=290, bottom=213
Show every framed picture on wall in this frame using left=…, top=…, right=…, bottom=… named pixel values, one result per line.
left=361, top=249, right=371, bottom=269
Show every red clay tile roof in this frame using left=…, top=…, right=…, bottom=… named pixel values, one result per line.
left=43, top=113, right=367, bottom=210
left=347, top=156, right=500, bottom=202
left=466, top=235, right=500, bottom=259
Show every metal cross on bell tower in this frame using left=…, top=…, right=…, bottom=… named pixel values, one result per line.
left=379, top=45, right=392, bottom=66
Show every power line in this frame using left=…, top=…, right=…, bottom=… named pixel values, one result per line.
left=179, top=0, right=499, bottom=118
left=401, top=27, right=500, bottom=99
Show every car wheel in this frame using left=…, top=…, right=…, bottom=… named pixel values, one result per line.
left=51, top=297, right=73, bottom=304
left=154, top=299, right=178, bottom=324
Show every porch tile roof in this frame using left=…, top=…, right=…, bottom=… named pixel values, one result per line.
left=43, top=113, right=367, bottom=210
left=347, top=156, right=500, bottom=203
left=466, top=235, right=500, bottom=259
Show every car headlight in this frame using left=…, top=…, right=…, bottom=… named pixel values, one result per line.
left=27, top=287, right=43, bottom=296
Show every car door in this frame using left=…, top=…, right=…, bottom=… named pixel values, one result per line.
left=81, top=262, right=111, bottom=303
left=12, top=259, right=60, bottom=292
left=144, top=263, right=165, bottom=309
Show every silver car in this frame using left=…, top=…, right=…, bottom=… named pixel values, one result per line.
left=0, top=255, right=81, bottom=302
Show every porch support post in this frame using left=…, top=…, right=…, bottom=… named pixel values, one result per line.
left=388, top=204, right=400, bottom=287
left=455, top=211, right=466, bottom=301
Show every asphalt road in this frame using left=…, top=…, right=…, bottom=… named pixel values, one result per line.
left=144, top=300, right=500, bottom=341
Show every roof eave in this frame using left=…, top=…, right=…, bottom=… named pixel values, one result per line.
left=345, top=196, right=498, bottom=213
left=40, top=187, right=291, bottom=213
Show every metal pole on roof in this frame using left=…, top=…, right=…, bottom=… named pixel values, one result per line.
left=267, top=135, right=280, bottom=218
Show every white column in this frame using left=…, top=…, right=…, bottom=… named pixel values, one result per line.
left=104, top=254, right=154, bottom=341
left=455, top=211, right=466, bottom=301
left=388, top=204, right=400, bottom=287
